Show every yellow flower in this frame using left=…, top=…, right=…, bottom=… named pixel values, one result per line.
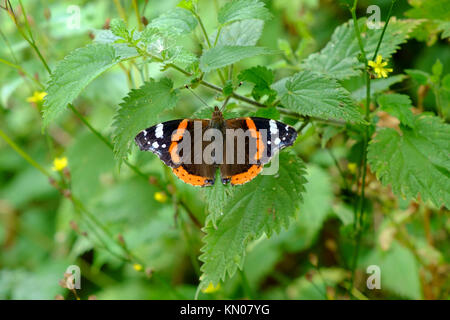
left=133, top=264, right=143, bottom=272
left=52, top=157, right=68, bottom=171
left=201, top=282, right=220, bottom=294
left=347, top=162, right=357, bottom=174
left=368, top=55, right=393, bottom=78
left=27, top=91, right=47, bottom=103
left=154, top=191, right=168, bottom=203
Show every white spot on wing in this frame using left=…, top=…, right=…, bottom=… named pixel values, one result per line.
left=152, top=141, right=159, bottom=148
left=155, top=123, right=164, bottom=138
left=274, top=137, right=281, bottom=145
left=143, top=130, right=147, bottom=136
left=269, top=120, right=278, bottom=135
left=162, top=144, right=166, bottom=148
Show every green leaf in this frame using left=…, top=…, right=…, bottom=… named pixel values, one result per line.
left=279, top=71, right=364, bottom=123
left=377, top=94, right=415, bottom=127
left=43, top=44, right=132, bottom=128
left=238, top=66, right=277, bottom=103
left=362, top=241, right=422, bottom=299
left=368, top=115, right=450, bottom=208
left=301, top=19, right=419, bottom=80
left=351, top=74, right=406, bottom=102
left=110, top=18, right=129, bottom=39
left=68, top=131, right=115, bottom=203
left=164, top=46, right=198, bottom=70
left=277, top=39, right=294, bottom=60
left=203, top=171, right=234, bottom=227
left=148, top=8, right=198, bottom=36
left=210, top=19, right=264, bottom=46
left=405, top=0, right=450, bottom=21
left=283, top=165, right=333, bottom=252
left=437, top=20, right=450, bottom=39
left=218, top=0, right=272, bottom=25
left=199, top=46, right=277, bottom=72
left=405, top=69, right=430, bottom=85
left=199, top=152, right=307, bottom=287
left=177, top=0, right=197, bottom=12
left=112, top=78, right=179, bottom=162
left=432, top=59, right=443, bottom=78
left=253, top=106, right=280, bottom=120
left=93, top=29, right=138, bottom=60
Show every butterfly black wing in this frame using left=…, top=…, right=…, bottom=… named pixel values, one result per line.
left=135, top=120, right=185, bottom=168
left=135, top=119, right=216, bottom=186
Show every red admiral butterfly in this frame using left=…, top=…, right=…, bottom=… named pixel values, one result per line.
left=135, top=107, right=297, bottom=186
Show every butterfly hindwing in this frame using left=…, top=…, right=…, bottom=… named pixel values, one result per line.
left=220, top=117, right=297, bottom=185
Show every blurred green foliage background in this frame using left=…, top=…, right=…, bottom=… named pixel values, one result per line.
left=0, top=0, right=449, bottom=300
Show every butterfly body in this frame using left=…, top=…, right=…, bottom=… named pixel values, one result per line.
left=135, top=107, right=297, bottom=186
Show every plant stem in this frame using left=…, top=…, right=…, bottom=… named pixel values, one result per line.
left=0, top=128, right=51, bottom=177
left=239, top=269, right=255, bottom=299
left=0, top=57, right=44, bottom=89
left=348, top=0, right=396, bottom=295
left=194, top=12, right=212, bottom=48
left=371, top=0, right=396, bottom=61
left=113, top=0, right=128, bottom=24
left=132, top=0, right=143, bottom=31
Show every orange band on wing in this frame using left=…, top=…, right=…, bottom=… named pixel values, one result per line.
left=169, top=142, right=180, bottom=163
left=172, top=166, right=207, bottom=186
left=230, top=165, right=262, bottom=185
left=245, top=118, right=265, bottom=161
left=172, top=119, right=189, bottom=141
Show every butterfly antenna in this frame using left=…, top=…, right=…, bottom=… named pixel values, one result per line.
left=185, top=85, right=210, bottom=108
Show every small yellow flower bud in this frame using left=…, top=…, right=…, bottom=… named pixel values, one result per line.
left=133, top=264, right=143, bottom=272
left=154, top=191, right=168, bottom=203
left=201, top=282, right=220, bottom=293
left=52, top=157, right=68, bottom=172
left=26, top=91, right=47, bottom=103
left=347, top=162, right=357, bottom=174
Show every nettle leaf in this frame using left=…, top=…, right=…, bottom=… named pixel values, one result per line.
left=301, top=18, right=419, bottom=80
left=199, top=152, right=307, bottom=287
left=113, top=78, right=179, bottom=162
left=203, top=172, right=235, bottom=228
left=377, top=93, right=415, bottom=127
left=110, top=18, right=129, bottom=39
left=362, top=241, right=422, bottom=300
left=148, top=8, right=198, bottom=36
left=210, top=19, right=264, bottom=46
left=253, top=106, right=280, bottom=120
left=438, top=21, right=450, bottom=39
left=405, top=69, right=430, bottom=85
left=368, top=115, right=450, bottom=208
left=279, top=71, right=364, bottom=123
left=43, top=44, right=135, bottom=128
left=200, top=46, right=277, bottom=72
left=93, top=29, right=138, bottom=59
left=164, top=46, right=198, bottom=70
left=351, top=74, right=405, bottom=102
left=238, top=66, right=277, bottom=103
left=218, top=0, right=272, bottom=25
left=405, top=0, right=450, bottom=20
